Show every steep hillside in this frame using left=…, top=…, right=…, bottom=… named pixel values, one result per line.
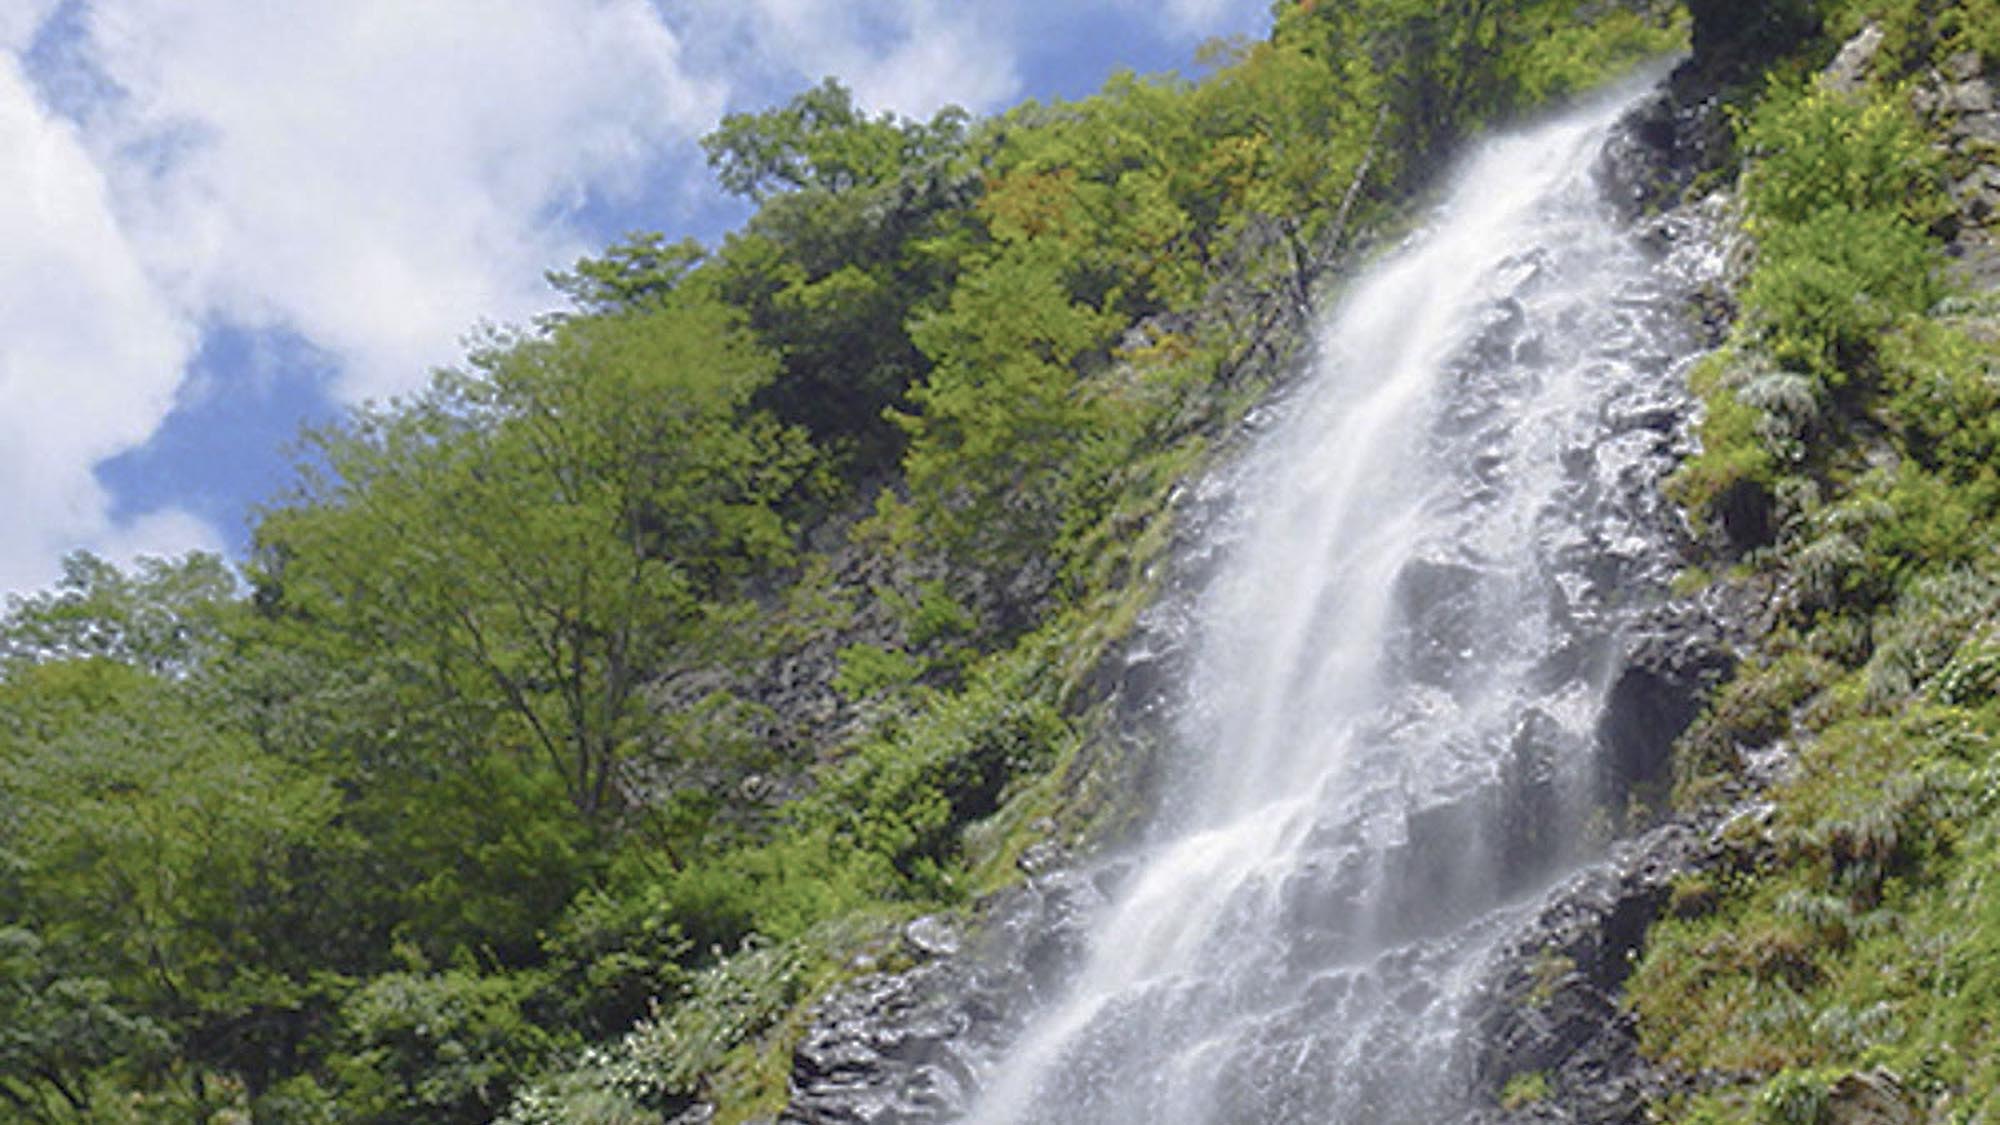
left=0, top=4, right=1688, bottom=1121
left=1614, top=4, right=2000, bottom=1122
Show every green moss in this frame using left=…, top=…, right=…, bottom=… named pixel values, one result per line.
left=1500, top=1069, right=1552, bottom=1110
left=1670, top=353, right=1781, bottom=528
left=1526, top=949, right=1576, bottom=1006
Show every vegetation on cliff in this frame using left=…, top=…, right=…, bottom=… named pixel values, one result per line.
left=1, top=3, right=1699, bottom=1121
left=1627, top=2, right=2000, bottom=1121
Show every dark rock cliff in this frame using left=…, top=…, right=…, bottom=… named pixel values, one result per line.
left=1471, top=27, right=2000, bottom=1124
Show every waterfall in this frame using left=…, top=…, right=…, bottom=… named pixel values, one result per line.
left=962, top=78, right=1703, bottom=1125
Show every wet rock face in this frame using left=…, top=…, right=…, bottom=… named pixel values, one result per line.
left=1464, top=821, right=1721, bottom=1125
left=1596, top=77, right=1733, bottom=223
left=1597, top=601, right=1736, bottom=801
left=784, top=961, right=981, bottom=1124
left=1684, top=0, right=1822, bottom=78
left=781, top=866, right=1113, bottom=1124
left=1915, top=49, right=2000, bottom=290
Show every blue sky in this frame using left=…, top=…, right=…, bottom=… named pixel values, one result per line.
left=1, top=0, right=1272, bottom=594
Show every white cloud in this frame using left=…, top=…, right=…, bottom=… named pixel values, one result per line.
left=90, top=507, right=230, bottom=571
left=77, top=0, right=728, bottom=402
left=0, top=1, right=61, bottom=54
left=5, top=0, right=736, bottom=593
left=2, top=0, right=1253, bottom=596
left=0, top=51, right=207, bottom=592
left=676, top=0, right=1020, bottom=119
left=849, top=8, right=1019, bottom=118
left=1140, top=0, right=1271, bottom=39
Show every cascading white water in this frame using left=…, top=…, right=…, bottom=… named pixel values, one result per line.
left=963, top=78, right=1703, bottom=1125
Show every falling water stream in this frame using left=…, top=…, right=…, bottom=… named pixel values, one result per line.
left=962, top=79, right=1706, bottom=1125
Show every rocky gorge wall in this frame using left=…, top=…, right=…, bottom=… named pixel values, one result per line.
left=1476, top=22, right=2000, bottom=1125
left=718, top=17, right=2000, bottom=1125
left=762, top=67, right=1741, bottom=1125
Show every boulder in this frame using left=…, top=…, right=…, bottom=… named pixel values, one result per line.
left=1596, top=87, right=1731, bottom=219
left=1823, top=23, right=1885, bottom=93
left=781, top=864, right=1112, bottom=1123
left=1597, top=602, right=1736, bottom=802
left=1825, top=1068, right=1917, bottom=1125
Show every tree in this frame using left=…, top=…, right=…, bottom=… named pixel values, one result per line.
left=546, top=233, right=707, bottom=316
left=255, top=300, right=811, bottom=834
left=0, top=595, right=343, bottom=1107
left=0, top=551, right=236, bottom=677
left=895, top=237, right=1126, bottom=568
left=689, top=78, right=987, bottom=472
left=701, top=77, right=969, bottom=203
left=0, top=927, right=170, bottom=1121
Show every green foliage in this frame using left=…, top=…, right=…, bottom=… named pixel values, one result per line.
left=1500, top=1069, right=1552, bottom=1109
left=831, top=643, right=921, bottom=702
left=540, top=884, right=693, bottom=1037
left=1740, top=80, right=1943, bottom=230
left=1673, top=73, right=1950, bottom=540
left=0, top=654, right=339, bottom=1011
left=895, top=236, right=1128, bottom=566
left=327, top=967, right=563, bottom=1123
left=1508, top=7, right=1690, bottom=103
left=1669, top=352, right=1783, bottom=531
left=1742, top=205, right=1936, bottom=380
left=811, top=643, right=1074, bottom=894
left=1736, top=82, right=1944, bottom=381
left=1933, top=628, right=2000, bottom=707
left=692, top=81, right=981, bottom=469
left=1758, top=1069, right=1832, bottom=1125
left=702, top=78, right=969, bottom=203
left=258, top=300, right=809, bottom=829
left=893, top=580, right=977, bottom=648
left=501, top=937, right=809, bottom=1125
left=1637, top=13, right=2000, bottom=1117
left=1861, top=564, right=2000, bottom=708
left=0, top=550, right=236, bottom=676
left=1879, top=317, right=2000, bottom=484
left=547, top=233, right=707, bottom=315
left=0, top=927, right=170, bottom=1120
left=1940, top=0, right=2000, bottom=59
left=1678, top=648, right=1834, bottom=788
left=1818, top=0, right=2000, bottom=72
left=1277, top=0, right=1684, bottom=161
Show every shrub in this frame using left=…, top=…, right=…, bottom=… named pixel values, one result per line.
left=831, top=643, right=923, bottom=701
left=1740, top=83, right=1944, bottom=231
left=1670, top=354, right=1781, bottom=533
left=499, top=937, right=809, bottom=1125
left=1499, top=1069, right=1551, bottom=1110
left=327, top=968, right=564, bottom=1124
left=1740, top=206, right=1936, bottom=382
left=1739, top=369, right=1823, bottom=464
left=1862, top=565, right=2000, bottom=708
left=1933, top=629, right=2000, bottom=707
left=1879, top=319, right=2000, bottom=483
left=1758, top=1068, right=1831, bottom=1125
